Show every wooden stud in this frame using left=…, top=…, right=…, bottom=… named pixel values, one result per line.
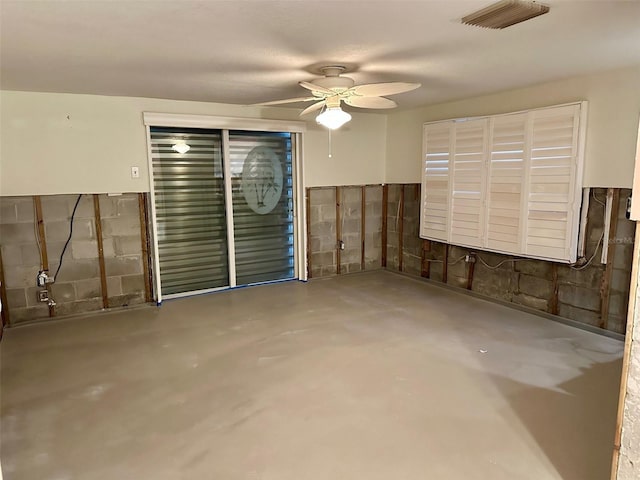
left=398, top=185, right=405, bottom=272
left=600, top=188, right=621, bottom=330
left=443, top=243, right=449, bottom=284
left=306, top=188, right=312, bottom=279
left=421, top=240, right=431, bottom=278
left=138, top=193, right=152, bottom=303
left=466, top=255, right=475, bottom=290
left=336, top=186, right=341, bottom=275
left=361, top=186, right=366, bottom=271
left=0, top=249, right=10, bottom=329
left=549, top=263, right=559, bottom=315
left=34, top=196, right=55, bottom=317
left=93, top=195, right=109, bottom=309
left=381, top=185, right=388, bottom=268
left=611, top=221, right=640, bottom=479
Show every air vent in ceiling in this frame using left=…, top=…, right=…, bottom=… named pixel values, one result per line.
left=461, top=0, right=550, bottom=29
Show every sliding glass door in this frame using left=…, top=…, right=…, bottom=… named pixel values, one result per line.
left=149, top=127, right=296, bottom=298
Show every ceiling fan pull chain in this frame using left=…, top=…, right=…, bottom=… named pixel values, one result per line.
left=328, top=130, right=332, bottom=158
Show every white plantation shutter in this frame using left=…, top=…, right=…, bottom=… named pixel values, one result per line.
left=450, top=119, right=487, bottom=247
left=420, top=102, right=586, bottom=263
left=525, top=104, right=581, bottom=262
left=421, top=122, right=453, bottom=241
left=486, top=113, right=527, bottom=252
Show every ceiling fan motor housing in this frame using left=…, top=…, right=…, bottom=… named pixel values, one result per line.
left=312, top=65, right=355, bottom=92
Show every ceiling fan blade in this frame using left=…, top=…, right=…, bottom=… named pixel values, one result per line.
left=345, top=96, right=397, bottom=109
left=299, top=81, right=336, bottom=96
left=252, top=96, right=317, bottom=106
left=351, top=82, right=421, bottom=97
left=299, top=101, right=326, bottom=116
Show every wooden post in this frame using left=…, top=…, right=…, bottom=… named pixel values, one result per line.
left=93, top=195, right=109, bottom=309
left=34, top=196, right=55, bottom=317
left=601, top=188, right=621, bottom=330
left=138, top=193, right=152, bottom=303
left=466, top=256, right=475, bottom=290
left=549, top=263, right=559, bottom=315
left=306, top=188, right=312, bottom=279
left=0, top=249, right=10, bottom=329
left=398, top=185, right=405, bottom=272
left=336, top=186, right=341, bottom=275
left=421, top=240, right=431, bottom=278
left=381, top=185, right=388, bottom=268
left=443, top=243, right=449, bottom=284
left=361, top=186, right=366, bottom=271
left=611, top=221, right=640, bottom=479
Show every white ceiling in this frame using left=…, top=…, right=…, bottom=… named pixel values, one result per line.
left=1, top=0, right=639, bottom=111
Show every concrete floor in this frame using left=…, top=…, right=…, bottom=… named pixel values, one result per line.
left=0, top=271, right=624, bottom=480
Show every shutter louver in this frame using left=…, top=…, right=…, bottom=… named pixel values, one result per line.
left=525, top=104, right=579, bottom=261
left=421, top=122, right=452, bottom=241
left=486, top=113, right=527, bottom=253
left=450, top=119, right=487, bottom=247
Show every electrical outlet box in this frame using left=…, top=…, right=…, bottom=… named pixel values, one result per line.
left=465, top=254, right=476, bottom=263
left=37, top=270, right=50, bottom=287
left=338, top=240, right=345, bottom=250
left=38, top=290, right=49, bottom=302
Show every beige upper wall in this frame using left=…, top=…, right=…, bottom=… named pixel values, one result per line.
left=385, top=65, right=640, bottom=187
left=0, top=91, right=386, bottom=195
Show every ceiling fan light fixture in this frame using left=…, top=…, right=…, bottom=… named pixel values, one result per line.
left=172, top=142, right=190, bottom=154
left=316, top=107, right=352, bottom=130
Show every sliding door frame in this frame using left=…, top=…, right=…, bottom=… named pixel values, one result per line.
left=143, top=112, right=307, bottom=304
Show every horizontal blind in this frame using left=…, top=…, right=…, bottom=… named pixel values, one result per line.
left=421, top=122, right=452, bottom=241
left=450, top=119, right=487, bottom=247
left=486, top=113, right=527, bottom=253
left=228, top=131, right=294, bottom=285
left=150, top=128, right=229, bottom=295
left=525, top=104, right=579, bottom=261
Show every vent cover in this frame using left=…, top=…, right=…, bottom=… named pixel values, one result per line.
left=462, top=0, right=550, bottom=29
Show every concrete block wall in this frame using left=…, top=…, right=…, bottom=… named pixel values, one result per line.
left=390, top=186, right=634, bottom=335
left=0, top=194, right=148, bottom=325
left=307, top=185, right=383, bottom=278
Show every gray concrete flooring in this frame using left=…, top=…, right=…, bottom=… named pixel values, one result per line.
left=0, top=271, right=624, bottom=480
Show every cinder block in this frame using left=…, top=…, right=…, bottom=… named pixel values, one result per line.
left=1, top=245, right=23, bottom=267
left=615, top=218, right=635, bottom=243
left=102, top=216, right=140, bottom=238
left=55, top=298, right=103, bottom=317
left=557, top=264, right=603, bottom=289
left=55, top=259, right=100, bottom=282
left=75, top=278, right=102, bottom=300
left=3, top=265, right=40, bottom=288
left=108, top=293, right=145, bottom=308
left=5, top=288, right=27, bottom=308
left=26, top=286, right=47, bottom=307
left=311, top=251, right=334, bottom=268
left=515, top=260, right=553, bottom=278
left=310, top=265, right=323, bottom=278
left=107, top=276, right=123, bottom=296
left=104, top=256, right=142, bottom=277
left=320, top=205, right=336, bottom=221
left=310, top=188, right=335, bottom=205
left=15, top=197, right=36, bottom=223
left=611, top=268, right=633, bottom=293
left=0, top=223, right=37, bottom=244
left=558, top=284, right=601, bottom=311
left=311, top=221, right=334, bottom=237
left=0, top=199, right=17, bottom=223
left=98, top=195, right=120, bottom=219
left=45, top=219, right=95, bottom=242
left=121, top=274, right=145, bottom=294
left=20, top=243, right=42, bottom=266
left=10, top=305, right=49, bottom=324
left=51, top=282, right=76, bottom=302
left=114, top=236, right=142, bottom=256
left=321, top=265, right=337, bottom=276
left=72, top=195, right=96, bottom=219
left=309, top=205, right=322, bottom=224
left=608, top=292, right=629, bottom=318
left=447, top=275, right=467, bottom=289
left=365, top=186, right=382, bottom=202
left=71, top=240, right=99, bottom=260
left=310, top=237, right=321, bottom=253
left=614, top=244, right=634, bottom=270
left=341, top=187, right=361, bottom=203
left=512, top=293, right=548, bottom=312
left=472, top=269, right=515, bottom=302
left=117, top=195, right=140, bottom=217
left=607, top=315, right=626, bottom=335
left=41, top=196, right=72, bottom=221
left=342, top=219, right=360, bottom=234
left=558, top=303, right=601, bottom=327
left=519, top=274, right=552, bottom=298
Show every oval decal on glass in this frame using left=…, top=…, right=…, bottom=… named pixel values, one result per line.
left=241, top=146, right=283, bottom=214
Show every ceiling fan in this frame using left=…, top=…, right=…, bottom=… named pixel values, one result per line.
left=254, top=66, right=421, bottom=129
